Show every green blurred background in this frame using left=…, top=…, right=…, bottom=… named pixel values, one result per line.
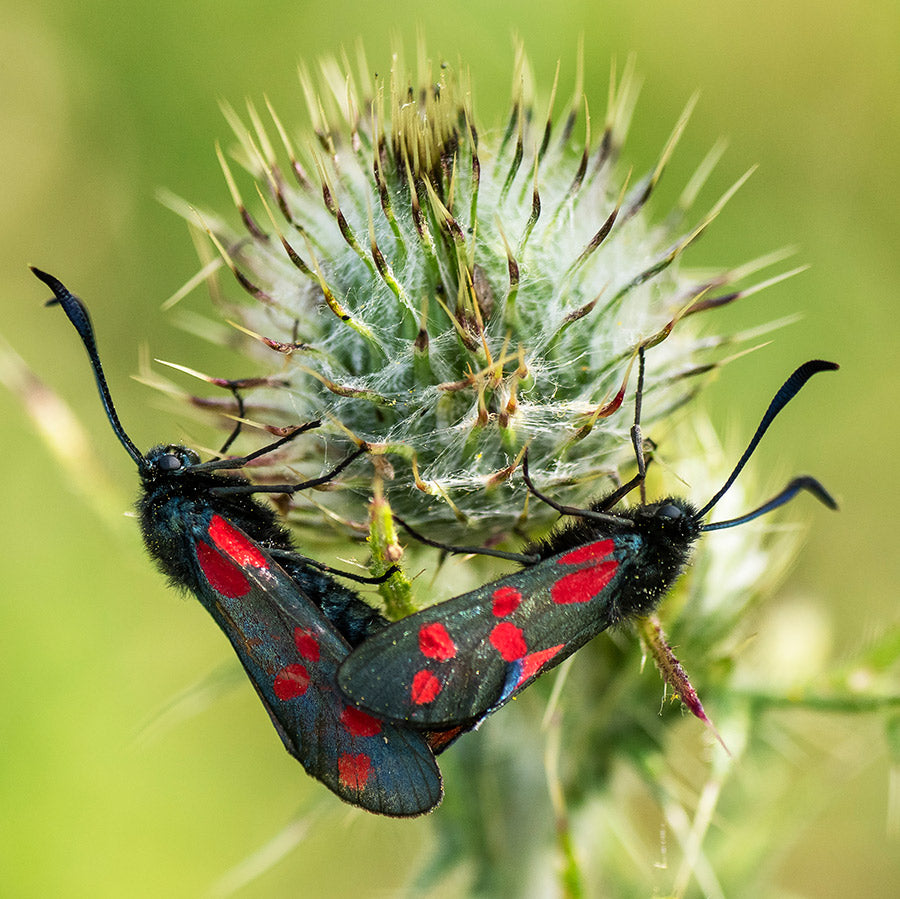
left=2, top=1, right=897, bottom=895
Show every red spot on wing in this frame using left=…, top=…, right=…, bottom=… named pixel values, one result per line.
left=411, top=669, right=442, bottom=705
left=340, top=706, right=382, bottom=737
left=273, top=664, right=310, bottom=700
left=338, top=753, right=372, bottom=790
left=293, top=628, right=320, bottom=662
left=208, top=514, right=268, bottom=570
left=516, top=644, right=565, bottom=687
left=489, top=621, right=527, bottom=661
left=557, top=539, right=615, bottom=566
left=196, top=540, right=250, bottom=598
left=551, top=560, right=618, bottom=605
left=492, top=586, right=522, bottom=617
left=418, top=622, right=456, bottom=661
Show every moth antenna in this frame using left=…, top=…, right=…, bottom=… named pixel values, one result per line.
left=33, top=267, right=145, bottom=469
left=701, top=475, right=837, bottom=532
left=694, top=359, right=839, bottom=522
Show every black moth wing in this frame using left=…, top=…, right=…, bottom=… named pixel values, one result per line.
left=338, top=533, right=645, bottom=729
left=190, top=510, right=443, bottom=816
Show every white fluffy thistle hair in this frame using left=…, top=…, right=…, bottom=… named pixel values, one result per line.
left=161, top=46, right=800, bottom=598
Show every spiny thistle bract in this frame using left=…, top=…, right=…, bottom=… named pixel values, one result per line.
left=163, top=47, right=793, bottom=605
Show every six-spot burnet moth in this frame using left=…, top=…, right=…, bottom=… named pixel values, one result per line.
left=32, top=267, right=450, bottom=817
left=337, top=351, right=839, bottom=731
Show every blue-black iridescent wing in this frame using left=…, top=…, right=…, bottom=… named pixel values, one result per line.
left=190, top=511, right=443, bottom=816
left=338, top=535, right=641, bottom=729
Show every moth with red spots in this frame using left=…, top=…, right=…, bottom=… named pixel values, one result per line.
left=33, top=268, right=443, bottom=817
left=338, top=355, right=838, bottom=730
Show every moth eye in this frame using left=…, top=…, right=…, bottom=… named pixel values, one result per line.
left=656, top=503, right=683, bottom=520
left=158, top=453, right=183, bottom=472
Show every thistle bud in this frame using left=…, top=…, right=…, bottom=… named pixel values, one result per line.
left=173, top=49, right=784, bottom=584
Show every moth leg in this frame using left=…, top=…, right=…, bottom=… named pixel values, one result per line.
left=193, top=419, right=323, bottom=474
left=267, top=547, right=400, bottom=584
left=631, top=345, right=648, bottom=503
left=594, top=346, right=655, bottom=511
left=216, top=382, right=246, bottom=456
left=522, top=452, right=632, bottom=527
left=208, top=445, right=366, bottom=495
left=393, top=515, right=540, bottom=564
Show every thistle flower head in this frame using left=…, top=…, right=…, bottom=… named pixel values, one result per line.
left=167, top=47, right=780, bottom=566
